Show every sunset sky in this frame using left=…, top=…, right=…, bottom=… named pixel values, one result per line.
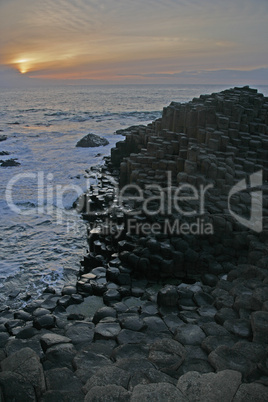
left=0, top=0, right=268, bottom=86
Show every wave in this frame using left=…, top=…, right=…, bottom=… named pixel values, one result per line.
left=45, top=110, right=161, bottom=124
left=18, top=108, right=48, bottom=113
left=44, top=111, right=70, bottom=117
left=92, top=110, right=161, bottom=121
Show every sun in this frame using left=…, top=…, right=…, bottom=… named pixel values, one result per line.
left=16, top=58, right=31, bottom=74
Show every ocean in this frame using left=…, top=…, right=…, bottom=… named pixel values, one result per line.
left=1, top=83, right=267, bottom=308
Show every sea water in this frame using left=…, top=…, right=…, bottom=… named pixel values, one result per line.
left=0, top=84, right=267, bottom=308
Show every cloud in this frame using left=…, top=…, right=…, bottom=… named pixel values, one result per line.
left=0, top=0, right=267, bottom=83
left=125, top=67, right=268, bottom=85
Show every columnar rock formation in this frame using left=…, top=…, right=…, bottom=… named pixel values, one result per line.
left=112, top=86, right=268, bottom=187
left=108, top=86, right=268, bottom=281
left=1, top=87, right=268, bottom=401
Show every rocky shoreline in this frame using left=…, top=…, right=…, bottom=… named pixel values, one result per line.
left=1, top=86, right=268, bottom=401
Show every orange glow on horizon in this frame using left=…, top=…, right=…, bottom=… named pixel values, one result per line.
left=14, top=58, right=32, bottom=74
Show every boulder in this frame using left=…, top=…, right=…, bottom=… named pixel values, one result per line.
left=85, top=385, right=131, bottom=402
left=0, top=347, right=45, bottom=398
left=131, top=382, right=187, bottom=401
left=208, top=345, right=255, bottom=378
left=117, top=329, right=147, bottom=345
left=157, top=285, right=179, bottom=307
left=251, top=311, right=268, bottom=343
left=148, top=338, right=186, bottom=377
left=94, top=322, right=121, bottom=340
left=174, top=324, right=206, bottom=345
left=82, top=366, right=130, bottom=394
left=40, top=333, right=72, bottom=352
left=0, top=158, right=20, bottom=167
left=0, top=371, right=36, bottom=402
left=73, top=347, right=112, bottom=383
left=177, top=370, right=242, bottom=401
left=76, top=133, right=109, bottom=148
left=45, top=367, right=83, bottom=393
left=65, top=322, right=94, bottom=346
left=233, top=382, right=268, bottom=401
left=43, top=343, right=77, bottom=370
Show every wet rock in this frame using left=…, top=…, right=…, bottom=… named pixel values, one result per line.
left=0, top=135, right=7, bottom=142
left=57, top=295, right=72, bottom=308
left=157, top=285, right=179, bottom=307
left=45, top=367, right=84, bottom=400
left=40, top=333, right=72, bottom=352
left=0, top=371, right=36, bottom=402
left=177, top=369, right=242, bottom=401
left=43, top=343, right=76, bottom=370
left=15, top=327, right=39, bottom=340
left=65, top=321, right=94, bottom=346
left=223, top=318, right=252, bottom=338
left=251, top=286, right=268, bottom=310
left=215, top=307, right=239, bottom=325
left=232, top=341, right=266, bottom=364
left=76, top=133, right=109, bottom=148
left=117, top=329, right=147, bottom=345
left=174, top=324, right=206, bottom=345
left=41, top=390, right=84, bottom=402
left=43, top=286, right=56, bottom=294
left=103, top=289, right=122, bottom=305
left=115, top=357, right=177, bottom=390
left=197, top=305, right=217, bottom=318
left=82, top=366, right=130, bottom=394
left=0, top=332, right=9, bottom=348
left=0, top=347, right=45, bottom=398
left=41, top=297, right=60, bottom=311
left=32, top=307, right=51, bottom=317
left=0, top=158, right=20, bottom=167
left=178, top=310, right=199, bottom=324
left=162, top=314, right=184, bottom=334
left=193, top=291, right=214, bottom=306
left=94, top=322, right=121, bottom=340
left=62, top=285, right=77, bottom=296
left=5, top=319, right=26, bottom=335
left=143, top=316, right=170, bottom=336
left=177, top=359, right=214, bottom=376
left=73, top=346, right=112, bottom=383
left=70, top=294, right=84, bottom=304
left=140, top=302, right=158, bottom=317
left=233, top=382, right=268, bottom=401
left=85, top=384, right=130, bottom=402
left=4, top=336, right=43, bottom=358
left=111, top=343, right=149, bottom=362
left=201, top=322, right=230, bottom=337
left=201, top=335, right=237, bottom=354
left=93, top=306, right=117, bottom=324
left=33, top=314, right=56, bottom=329
left=120, top=315, right=146, bottom=331
left=148, top=338, right=186, bottom=377
left=14, top=310, right=33, bottom=322
left=202, top=273, right=218, bottom=287
left=67, top=313, right=85, bottom=321
left=131, top=382, right=187, bottom=402
left=251, top=311, right=268, bottom=343
left=131, top=287, right=144, bottom=297
left=208, top=345, right=255, bottom=379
